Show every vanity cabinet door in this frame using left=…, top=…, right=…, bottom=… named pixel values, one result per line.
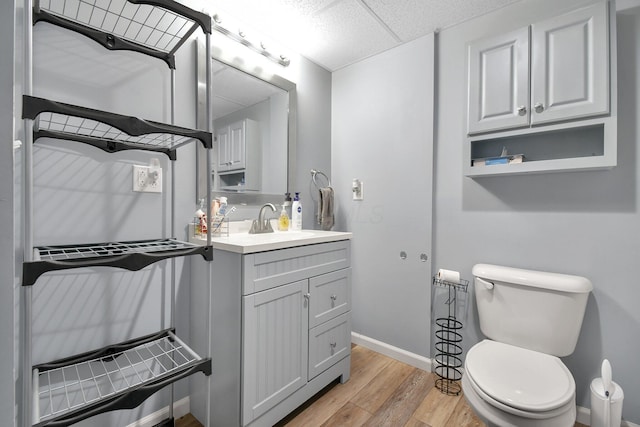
left=531, top=1, right=609, bottom=125
left=467, top=26, right=530, bottom=135
left=242, top=279, right=309, bottom=425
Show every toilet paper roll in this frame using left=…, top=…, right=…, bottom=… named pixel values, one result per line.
left=437, top=269, right=460, bottom=284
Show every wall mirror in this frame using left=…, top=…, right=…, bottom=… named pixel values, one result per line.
left=196, top=39, right=297, bottom=206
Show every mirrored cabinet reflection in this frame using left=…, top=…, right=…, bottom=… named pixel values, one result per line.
left=196, top=40, right=296, bottom=200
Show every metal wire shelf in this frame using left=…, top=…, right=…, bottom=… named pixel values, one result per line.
left=23, top=238, right=212, bottom=286
left=23, top=95, right=213, bottom=159
left=35, top=0, right=212, bottom=69
left=32, top=329, right=211, bottom=427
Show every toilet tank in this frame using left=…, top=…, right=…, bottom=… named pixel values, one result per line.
left=472, top=264, right=592, bottom=357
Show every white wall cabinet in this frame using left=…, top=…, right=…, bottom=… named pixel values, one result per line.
left=216, top=118, right=262, bottom=191
left=465, top=0, right=616, bottom=177
left=468, top=1, right=608, bottom=135
left=190, top=240, right=352, bottom=427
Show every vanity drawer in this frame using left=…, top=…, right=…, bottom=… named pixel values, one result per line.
left=242, top=240, right=350, bottom=295
left=308, top=312, right=351, bottom=380
left=309, top=268, right=351, bottom=328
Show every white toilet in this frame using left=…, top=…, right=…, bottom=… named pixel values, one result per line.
left=462, top=264, right=592, bottom=427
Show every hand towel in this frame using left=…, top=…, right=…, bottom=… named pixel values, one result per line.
left=318, top=187, right=334, bottom=231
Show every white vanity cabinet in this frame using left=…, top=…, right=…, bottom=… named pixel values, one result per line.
left=190, top=238, right=352, bottom=427
left=465, top=0, right=617, bottom=177
left=467, top=1, right=608, bottom=135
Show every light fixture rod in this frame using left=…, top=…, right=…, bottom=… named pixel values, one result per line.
left=212, top=14, right=290, bottom=67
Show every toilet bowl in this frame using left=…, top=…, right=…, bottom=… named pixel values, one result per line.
left=463, top=264, right=592, bottom=427
left=462, top=340, right=576, bottom=427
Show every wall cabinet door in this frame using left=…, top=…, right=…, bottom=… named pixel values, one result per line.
left=242, top=279, right=309, bottom=425
left=228, top=120, right=246, bottom=170
left=217, top=120, right=246, bottom=172
left=216, top=126, right=231, bottom=172
left=467, top=27, right=530, bottom=134
left=531, top=1, right=608, bottom=124
left=467, top=1, right=609, bottom=135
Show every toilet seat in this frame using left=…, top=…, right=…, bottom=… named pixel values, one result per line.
left=465, top=340, right=575, bottom=415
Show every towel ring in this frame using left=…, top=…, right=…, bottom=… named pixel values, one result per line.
left=310, top=169, right=331, bottom=189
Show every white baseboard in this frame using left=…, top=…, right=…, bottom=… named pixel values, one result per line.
left=125, top=396, right=190, bottom=427
left=351, top=332, right=432, bottom=372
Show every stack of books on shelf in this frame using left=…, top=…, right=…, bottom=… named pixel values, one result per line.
left=472, top=154, right=524, bottom=166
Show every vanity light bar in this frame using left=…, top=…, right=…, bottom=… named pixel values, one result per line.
left=212, top=14, right=290, bottom=67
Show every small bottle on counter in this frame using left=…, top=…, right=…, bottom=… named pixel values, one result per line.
left=284, top=192, right=292, bottom=222
left=278, top=204, right=290, bottom=231
left=291, top=192, right=302, bottom=231
left=218, top=196, right=228, bottom=216
left=195, top=199, right=207, bottom=237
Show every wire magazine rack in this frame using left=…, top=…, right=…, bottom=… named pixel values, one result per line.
left=431, top=276, right=469, bottom=395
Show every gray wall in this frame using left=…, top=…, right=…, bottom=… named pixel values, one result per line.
left=2, top=0, right=16, bottom=425
left=433, top=0, right=640, bottom=422
left=332, top=34, right=435, bottom=357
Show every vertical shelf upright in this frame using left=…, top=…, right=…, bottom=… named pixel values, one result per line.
left=21, top=1, right=215, bottom=426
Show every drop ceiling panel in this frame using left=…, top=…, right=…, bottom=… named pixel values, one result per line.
left=365, top=0, right=522, bottom=41
left=304, top=0, right=399, bottom=70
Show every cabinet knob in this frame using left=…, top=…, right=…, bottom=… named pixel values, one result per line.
left=304, top=293, right=310, bottom=301
left=516, top=106, right=527, bottom=116
left=534, top=103, right=545, bottom=113
left=330, top=294, right=337, bottom=301
left=330, top=342, right=337, bottom=348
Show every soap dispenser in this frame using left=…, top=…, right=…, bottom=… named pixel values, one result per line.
left=278, top=204, right=290, bottom=231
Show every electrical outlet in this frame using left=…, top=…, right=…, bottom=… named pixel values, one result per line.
left=133, top=165, right=162, bottom=193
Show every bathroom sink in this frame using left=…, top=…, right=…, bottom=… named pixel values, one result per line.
left=190, top=226, right=351, bottom=254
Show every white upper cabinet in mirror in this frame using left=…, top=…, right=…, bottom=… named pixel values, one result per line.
left=196, top=39, right=296, bottom=203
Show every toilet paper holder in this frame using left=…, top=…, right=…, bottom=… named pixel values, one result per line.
left=432, top=274, right=469, bottom=396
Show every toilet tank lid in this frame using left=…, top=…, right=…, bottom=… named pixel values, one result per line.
left=472, top=264, right=593, bottom=293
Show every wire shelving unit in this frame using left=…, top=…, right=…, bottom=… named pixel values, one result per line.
left=21, top=0, right=215, bottom=426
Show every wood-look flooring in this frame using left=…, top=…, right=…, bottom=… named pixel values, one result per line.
left=176, top=344, right=588, bottom=427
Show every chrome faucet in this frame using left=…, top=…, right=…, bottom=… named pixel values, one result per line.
left=249, top=203, right=276, bottom=234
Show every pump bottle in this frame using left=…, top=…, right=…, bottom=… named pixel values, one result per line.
left=291, top=192, right=302, bottom=231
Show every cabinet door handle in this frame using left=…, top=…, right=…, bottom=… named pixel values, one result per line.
left=330, top=294, right=337, bottom=301
left=517, top=106, right=527, bottom=116
left=330, top=342, right=337, bottom=348
left=304, top=293, right=310, bottom=301
left=534, top=103, right=544, bottom=113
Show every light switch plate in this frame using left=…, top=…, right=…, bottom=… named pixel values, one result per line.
left=352, top=179, right=363, bottom=200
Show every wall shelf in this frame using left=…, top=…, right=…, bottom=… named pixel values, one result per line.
left=34, top=0, right=212, bottom=69
left=464, top=117, right=617, bottom=177
left=32, top=329, right=211, bottom=427
left=23, top=95, right=213, bottom=160
left=22, top=238, right=212, bottom=286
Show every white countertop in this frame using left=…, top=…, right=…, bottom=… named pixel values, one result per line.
left=189, top=222, right=352, bottom=254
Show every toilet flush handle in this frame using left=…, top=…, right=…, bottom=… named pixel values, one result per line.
left=477, top=277, right=494, bottom=290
